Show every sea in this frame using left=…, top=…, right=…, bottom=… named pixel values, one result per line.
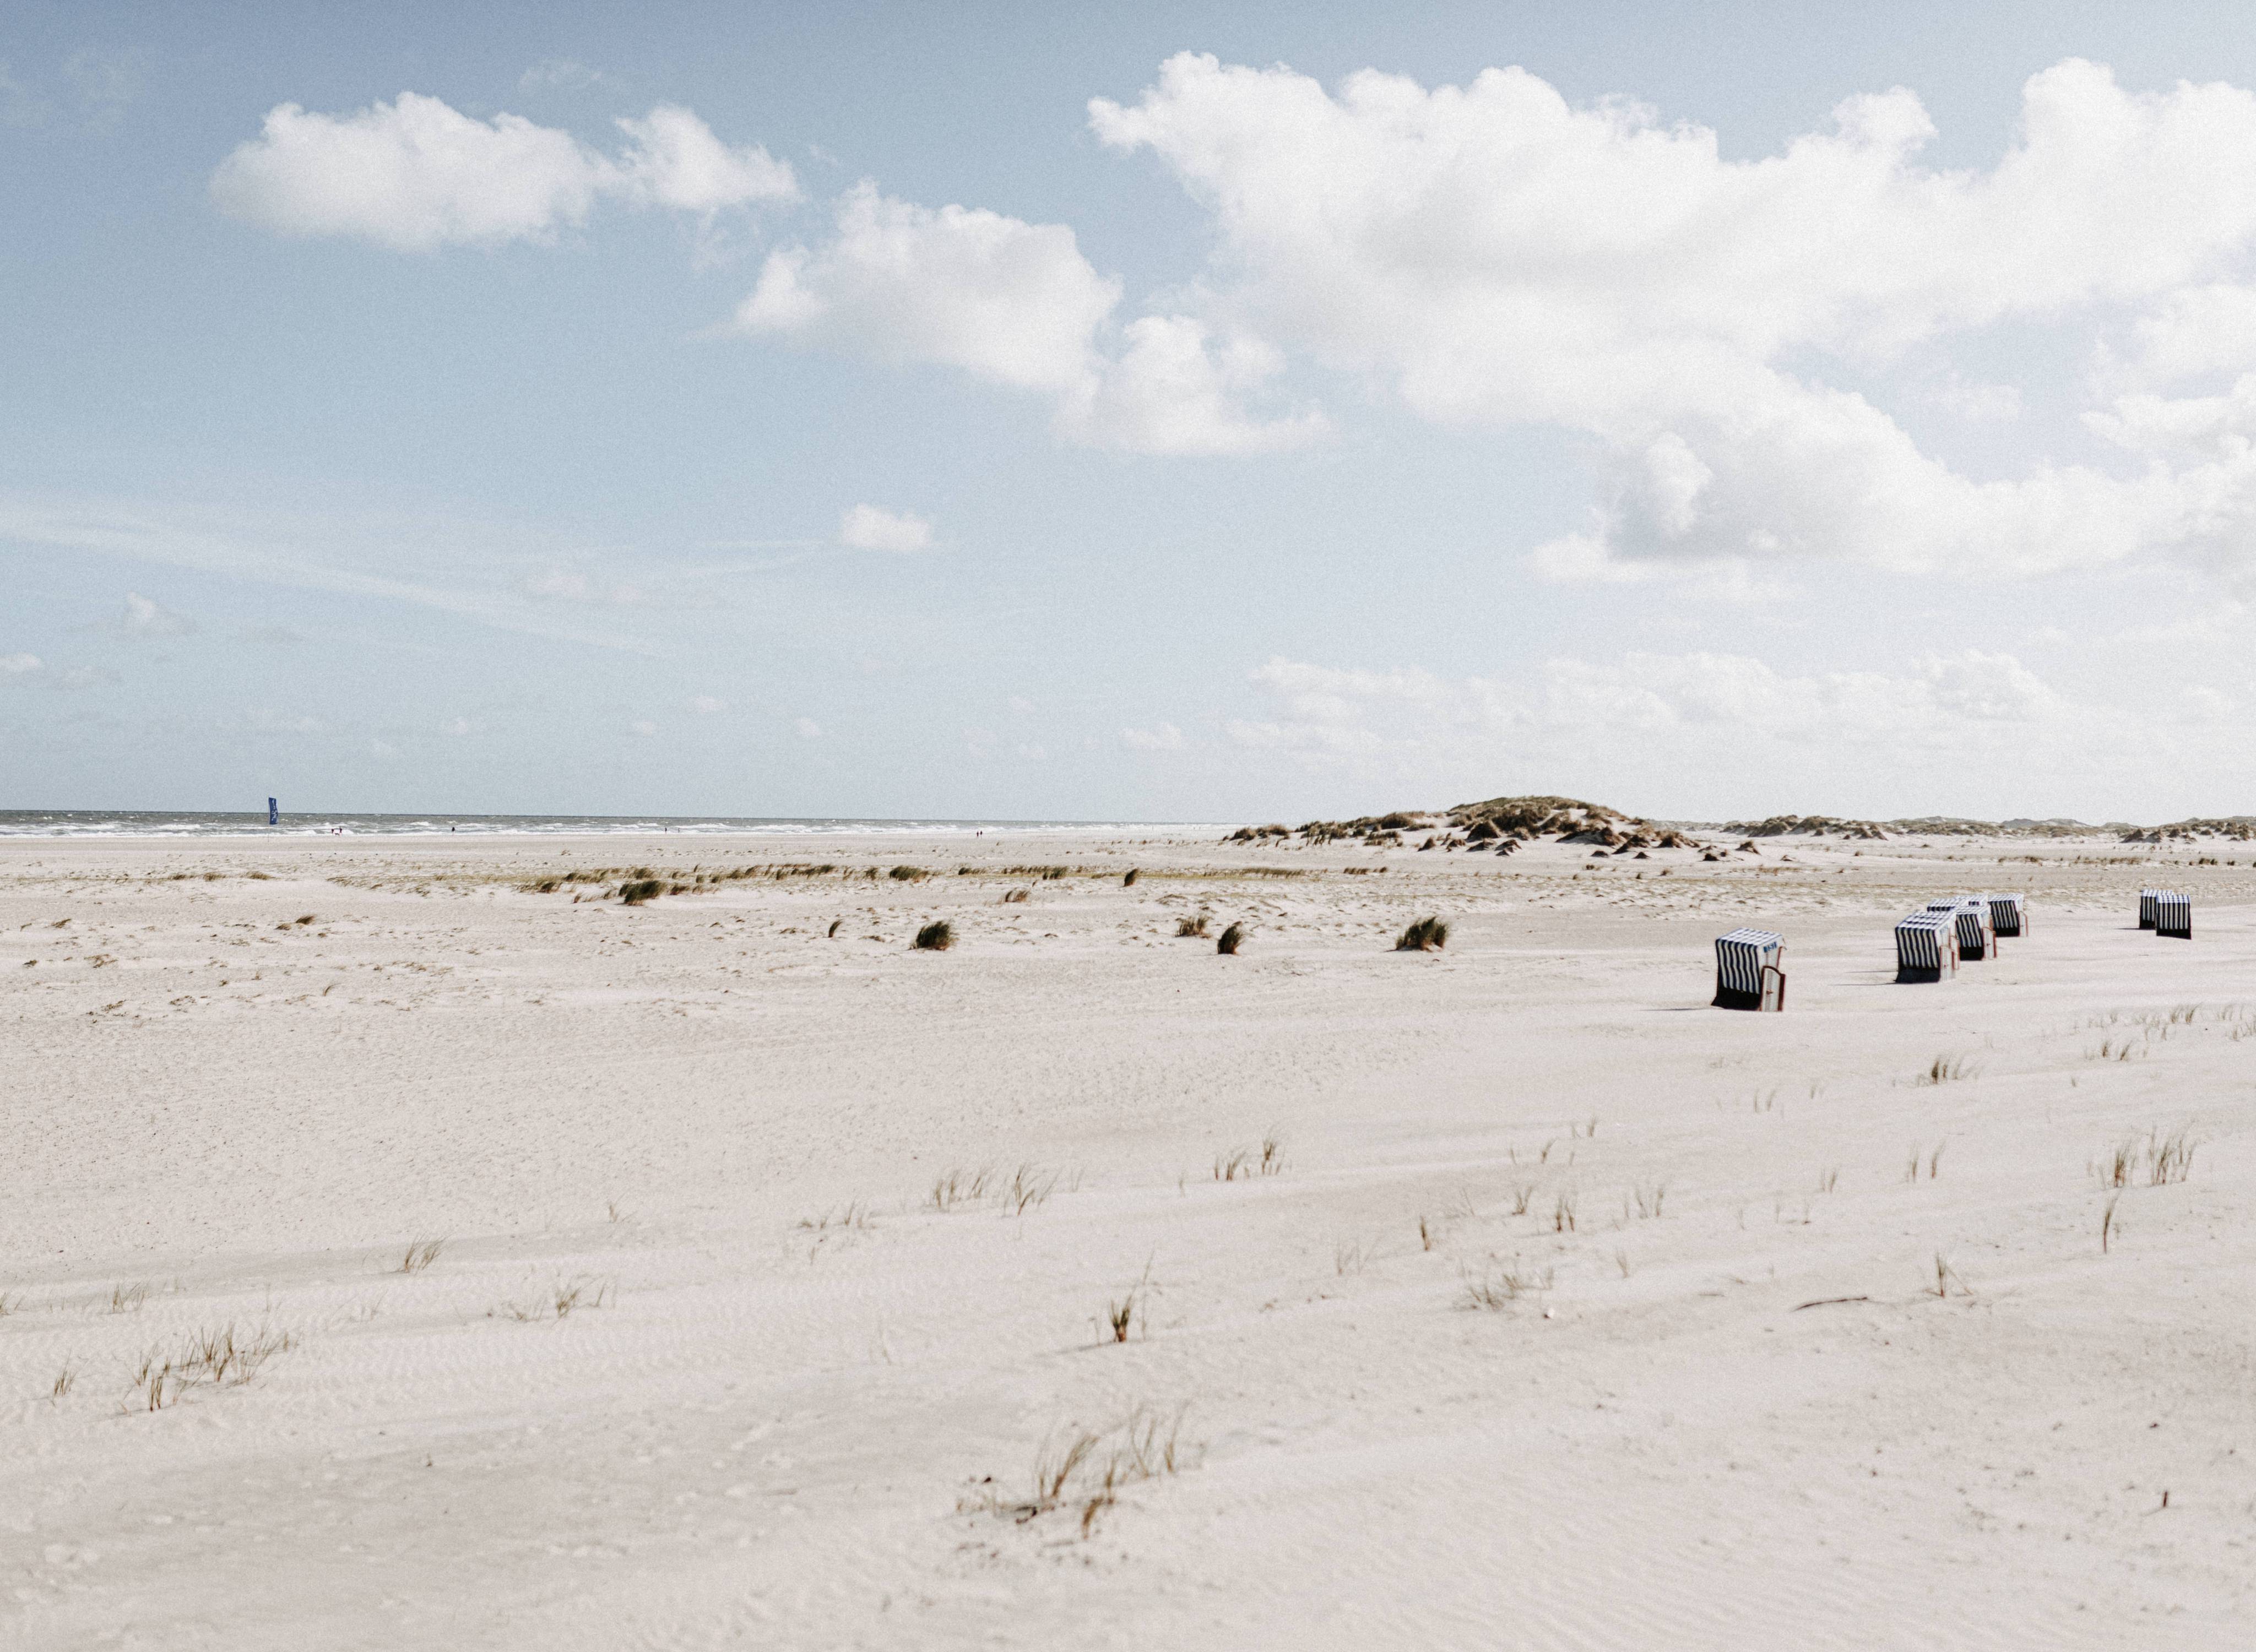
left=0, top=811, right=1212, bottom=840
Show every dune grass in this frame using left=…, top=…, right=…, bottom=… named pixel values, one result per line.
left=1395, top=916, right=1450, bottom=952
left=1461, top=1263, right=1552, bottom=1310
left=496, top=1276, right=614, bottom=1322
left=2096, top=1127, right=2198, bottom=1189
left=396, top=1238, right=445, bottom=1274
left=1213, top=1134, right=1285, bottom=1181
left=914, top=920, right=955, bottom=950
left=972, top=1403, right=1195, bottom=1537
left=1176, top=914, right=1208, bottom=937
left=930, top=1166, right=994, bottom=1211
left=1216, top=922, right=1245, bottom=955
left=128, top=1321, right=296, bottom=1411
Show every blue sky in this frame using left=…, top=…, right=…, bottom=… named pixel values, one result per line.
left=7, top=2, right=2256, bottom=823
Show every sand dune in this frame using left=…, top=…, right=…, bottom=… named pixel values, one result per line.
left=5, top=830, right=2253, bottom=1647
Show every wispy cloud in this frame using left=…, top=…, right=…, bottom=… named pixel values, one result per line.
left=1, top=492, right=662, bottom=654
left=519, top=59, right=605, bottom=93
left=838, top=503, right=934, bottom=552
left=120, top=590, right=196, bottom=636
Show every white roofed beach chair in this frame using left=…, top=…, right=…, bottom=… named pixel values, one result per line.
left=1895, top=914, right=1957, bottom=983
left=1713, top=928, right=1786, bottom=1011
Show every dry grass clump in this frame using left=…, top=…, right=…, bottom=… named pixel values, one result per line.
left=2095, top=1127, right=2198, bottom=1189
left=969, top=1404, right=1195, bottom=1536
left=1102, top=1264, right=1153, bottom=1343
left=913, top=920, right=955, bottom=950
left=51, top=1363, right=76, bottom=1400
left=1333, top=1237, right=1375, bottom=1276
left=109, top=1282, right=149, bottom=1314
left=396, top=1238, right=444, bottom=1274
left=618, top=878, right=665, bottom=905
left=1213, top=1134, right=1285, bottom=1181
left=495, top=1275, right=613, bottom=1322
left=1001, top=1162, right=1060, bottom=1215
left=1122, top=868, right=1140, bottom=887
left=928, top=1164, right=1063, bottom=1215
left=1216, top=922, right=1245, bottom=955
left=128, top=1321, right=296, bottom=1411
left=1175, top=914, right=1209, bottom=937
left=929, top=1166, right=994, bottom=1211
left=1395, top=916, right=1450, bottom=952
left=1461, top=1262, right=1553, bottom=1309
left=798, top=1201, right=872, bottom=1231
left=1628, top=1181, right=1668, bottom=1220
left=1001, top=887, right=1031, bottom=904
left=889, top=865, right=930, bottom=882
left=1918, top=1053, right=1977, bottom=1084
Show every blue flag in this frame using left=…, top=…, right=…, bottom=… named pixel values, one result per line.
left=268, top=797, right=278, bottom=826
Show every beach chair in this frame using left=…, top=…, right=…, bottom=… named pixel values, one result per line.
left=2156, top=892, right=2192, bottom=939
left=2139, top=889, right=2161, bottom=930
left=1895, top=914, right=1957, bottom=982
left=1950, top=898, right=1995, bottom=963
left=1713, top=927, right=1786, bottom=1011
left=1986, top=894, right=2025, bottom=938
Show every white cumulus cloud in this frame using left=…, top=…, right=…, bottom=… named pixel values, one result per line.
left=735, top=181, right=1321, bottom=454
left=740, top=182, right=1116, bottom=398
left=210, top=92, right=794, bottom=252
left=612, top=105, right=799, bottom=213
left=1087, top=53, right=2256, bottom=579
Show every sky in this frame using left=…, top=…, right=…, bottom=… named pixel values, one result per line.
left=7, top=1, right=2256, bottom=825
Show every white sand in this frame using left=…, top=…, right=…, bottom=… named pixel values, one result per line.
left=5, top=830, right=2253, bottom=1647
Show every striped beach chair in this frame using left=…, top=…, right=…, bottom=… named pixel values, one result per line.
left=2139, top=889, right=2162, bottom=930
left=1950, top=898, right=1995, bottom=963
left=1986, top=894, right=2025, bottom=938
left=1895, top=914, right=1957, bottom=982
left=2155, top=892, right=2192, bottom=939
left=1713, top=927, right=1786, bottom=1011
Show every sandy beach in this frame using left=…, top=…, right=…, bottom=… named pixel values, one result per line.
left=6, top=827, right=2254, bottom=1648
